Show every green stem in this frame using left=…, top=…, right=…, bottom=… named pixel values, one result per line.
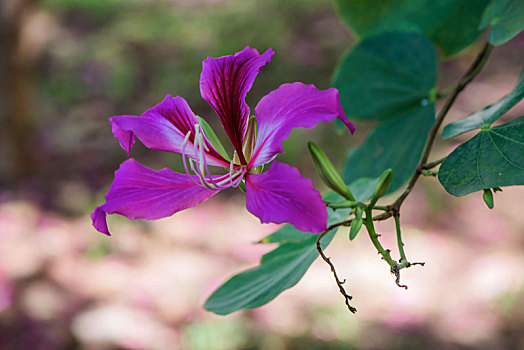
left=394, top=214, right=407, bottom=264
left=364, top=207, right=396, bottom=269
left=372, top=205, right=389, bottom=211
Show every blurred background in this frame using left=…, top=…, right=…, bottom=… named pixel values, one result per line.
left=1, top=0, right=523, bottom=349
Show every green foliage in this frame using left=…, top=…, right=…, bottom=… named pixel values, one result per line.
left=438, top=115, right=524, bottom=196
left=204, top=225, right=335, bottom=315
left=334, top=32, right=438, bottom=121
left=443, top=66, right=524, bottom=139
left=346, top=177, right=379, bottom=202
left=335, top=0, right=490, bottom=56
left=258, top=224, right=311, bottom=244
left=334, top=32, right=437, bottom=193
left=344, top=106, right=434, bottom=194
left=480, top=0, right=524, bottom=45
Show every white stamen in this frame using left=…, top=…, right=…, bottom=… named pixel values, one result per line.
left=180, top=122, right=248, bottom=190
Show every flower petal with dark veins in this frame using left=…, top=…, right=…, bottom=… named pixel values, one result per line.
left=200, top=46, right=274, bottom=164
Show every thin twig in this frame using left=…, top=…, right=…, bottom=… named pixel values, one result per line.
left=316, top=223, right=357, bottom=313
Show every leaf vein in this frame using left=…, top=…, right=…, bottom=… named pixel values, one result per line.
left=487, top=132, right=524, bottom=171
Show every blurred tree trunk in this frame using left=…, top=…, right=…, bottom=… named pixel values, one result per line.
left=1, top=0, right=39, bottom=186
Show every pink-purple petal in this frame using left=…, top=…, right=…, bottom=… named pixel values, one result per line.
left=91, top=158, right=219, bottom=235
left=249, top=83, right=355, bottom=167
left=110, top=117, right=135, bottom=156
left=110, top=95, right=228, bottom=167
left=245, top=161, right=327, bottom=233
left=200, top=46, right=274, bottom=163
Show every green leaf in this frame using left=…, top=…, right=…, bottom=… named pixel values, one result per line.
left=334, top=32, right=438, bottom=121
left=204, top=229, right=336, bottom=315
left=347, top=177, right=379, bottom=202
left=258, top=224, right=309, bottom=244
left=336, top=33, right=437, bottom=193
left=443, top=66, right=524, bottom=139
left=480, top=0, right=524, bottom=45
left=438, top=115, right=524, bottom=196
left=344, top=106, right=435, bottom=194
left=336, top=0, right=490, bottom=57
left=197, top=116, right=230, bottom=161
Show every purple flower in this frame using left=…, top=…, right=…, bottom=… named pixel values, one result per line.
left=92, top=47, right=354, bottom=235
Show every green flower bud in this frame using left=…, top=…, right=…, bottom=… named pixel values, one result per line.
left=371, top=169, right=393, bottom=205
left=349, top=206, right=363, bottom=240
left=242, top=116, right=257, bottom=163
left=483, top=189, right=494, bottom=209
left=307, top=141, right=355, bottom=201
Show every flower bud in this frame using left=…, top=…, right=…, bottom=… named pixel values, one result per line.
left=307, top=142, right=355, bottom=201
left=242, top=116, right=257, bottom=163
left=349, top=206, right=363, bottom=240
left=371, top=169, right=393, bottom=205
left=483, top=189, right=494, bottom=209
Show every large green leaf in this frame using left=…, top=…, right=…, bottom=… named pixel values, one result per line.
left=442, top=66, right=524, bottom=139
left=344, top=105, right=435, bottom=194
left=204, top=229, right=335, bottom=315
left=480, top=0, right=524, bottom=45
left=334, top=32, right=437, bottom=121
left=336, top=0, right=490, bottom=57
left=438, top=115, right=524, bottom=196
left=258, top=224, right=309, bottom=244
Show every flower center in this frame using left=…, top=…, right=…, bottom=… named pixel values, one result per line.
left=181, top=124, right=246, bottom=190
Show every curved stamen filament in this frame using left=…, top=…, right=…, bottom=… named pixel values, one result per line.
left=182, top=131, right=204, bottom=188
left=181, top=124, right=246, bottom=190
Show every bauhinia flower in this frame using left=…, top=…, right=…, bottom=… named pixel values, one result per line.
left=92, top=47, right=354, bottom=235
